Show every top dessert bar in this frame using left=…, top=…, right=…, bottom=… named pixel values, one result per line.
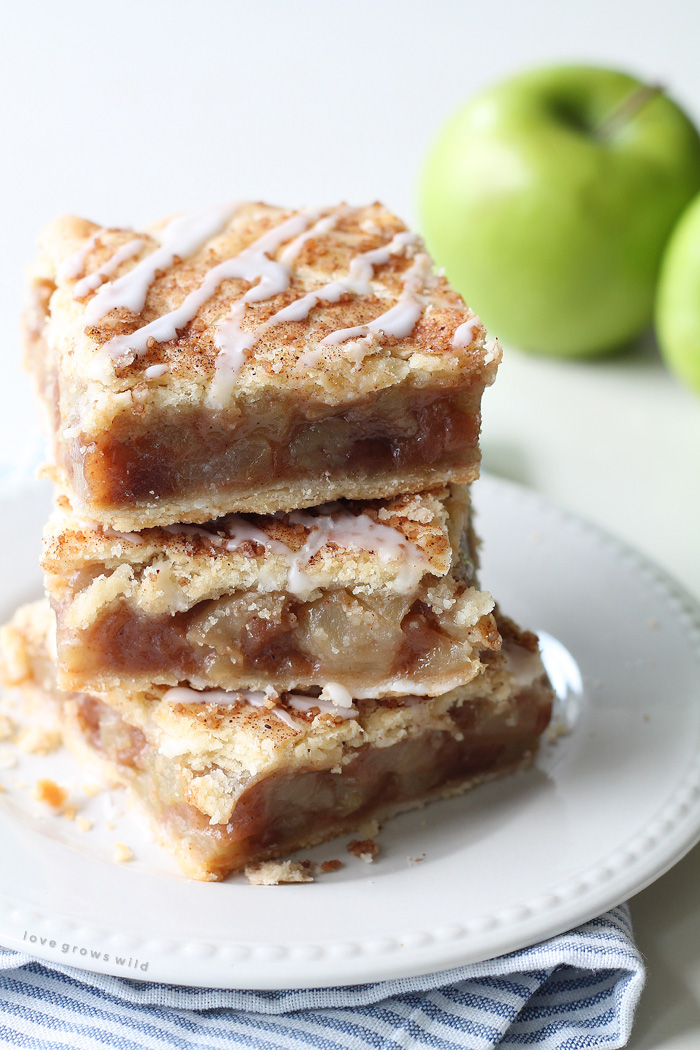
left=26, top=201, right=500, bottom=529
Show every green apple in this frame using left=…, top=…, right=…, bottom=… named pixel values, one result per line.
left=656, top=190, right=700, bottom=393
left=419, top=65, right=700, bottom=357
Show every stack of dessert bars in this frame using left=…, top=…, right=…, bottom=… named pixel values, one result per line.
left=1, top=202, right=553, bottom=880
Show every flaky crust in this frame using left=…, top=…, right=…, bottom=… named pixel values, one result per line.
left=43, top=486, right=465, bottom=612
left=32, top=202, right=498, bottom=423
left=44, top=459, right=484, bottom=531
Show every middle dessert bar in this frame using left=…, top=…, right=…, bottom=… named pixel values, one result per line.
left=43, top=485, right=500, bottom=699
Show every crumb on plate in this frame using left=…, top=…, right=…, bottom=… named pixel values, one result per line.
left=347, top=838, right=379, bottom=863
left=319, top=859, right=343, bottom=874
left=33, top=778, right=67, bottom=809
left=0, top=713, right=15, bottom=741
left=16, top=725, right=61, bottom=755
left=244, top=859, right=314, bottom=885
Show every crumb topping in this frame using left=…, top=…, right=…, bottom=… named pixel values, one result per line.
left=33, top=202, right=497, bottom=416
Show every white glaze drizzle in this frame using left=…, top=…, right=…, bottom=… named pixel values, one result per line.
left=86, top=518, right=219, bottom=546
left=83, top=201, right=239, bottom=329
left=208, top=301, right=254, bottom=394
left=104, top=526, right=145, bottom=545
left=161, top=523, right=227, bottom=547
left=231, top=207, right=326, bottom=304
left=352, top=682, right=427, bottom=700
left=452, top=316, right=479, bottom=349
left=320, top=682, right=354, bottom=709
left=160, top=508, right=425, bottom=594
left=208, top=225, right=419, bottom=402
left=79, top=502, right=427, bottom=601
left=207, top=209, right=343, bottom=404
left=144, top=363, right=169, bottom=379
left=163, top=685, right=301, bottom=730
left=162, top=685, right=359, bottom=724
left=285, top=507, right=428, bottom=599
left=57, top=233, right=101, bottom=281
left=279, top=212, right=343, bottom=266
left=75, top=519, right=147, bottom=546
left=345, top=230, right=417, bottom=288
left=99, top=207, right=323, bottom=372
left=286, top=694, right=358, bottom=719
left=161, top=517, right=290, bottom=556
left=72, top=239, right=146, bottom=300
left=222, top=517, right=290, bottom=555
left=297, top=348, right=323, bottom=367
left=320, top=251, right=432, bottom=351
left=245, top=694, right=299, bottom=730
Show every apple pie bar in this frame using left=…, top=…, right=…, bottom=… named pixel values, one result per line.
left=42, top=485, right=499, bottom=699
left=26, top=201, right=500, bottom=529
left=0, top=601, right=554, bottom=881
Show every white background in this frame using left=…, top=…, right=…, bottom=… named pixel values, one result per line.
left=2, top=1, right=700, bottom=1045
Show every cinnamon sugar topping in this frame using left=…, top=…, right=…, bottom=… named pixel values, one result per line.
left=97, top=206, right=322, bottom=371
left=65, top=202, right=455, bottom=398
left=73, top=239, right=146, bottom=300
left=83, top=201, right=238, bottom=328
left=209, top=221, right=421, bottom=400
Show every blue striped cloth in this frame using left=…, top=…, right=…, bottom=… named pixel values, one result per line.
left=0, top=904, right=644, bottom=1049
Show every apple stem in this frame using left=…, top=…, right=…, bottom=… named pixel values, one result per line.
left=595, top=82, right=664, bottom=140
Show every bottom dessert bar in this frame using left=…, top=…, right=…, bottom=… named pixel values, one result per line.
left=0, top=602, right=554, bottom=882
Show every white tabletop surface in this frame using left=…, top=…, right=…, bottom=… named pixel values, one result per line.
left=2, top=1, right=700, bottom=1044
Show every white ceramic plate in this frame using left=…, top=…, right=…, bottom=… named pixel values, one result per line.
left=0, top=474, right=699, bottom=989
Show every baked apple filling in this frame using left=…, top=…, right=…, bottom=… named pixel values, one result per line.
left=64, top=386, right=482, bottom=515
left=54, top=579, right=499, bottom=696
